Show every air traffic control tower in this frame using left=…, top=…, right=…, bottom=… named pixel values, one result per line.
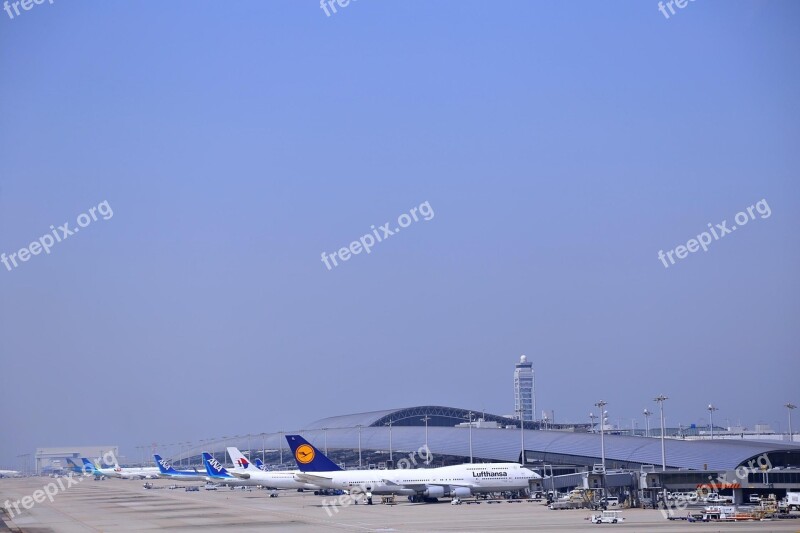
left=514, top=354, right=534, bottom=423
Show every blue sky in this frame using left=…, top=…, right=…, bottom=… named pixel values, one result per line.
left=1, top=0, right=798, bottom=466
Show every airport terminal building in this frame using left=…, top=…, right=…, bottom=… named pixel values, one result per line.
left=185, top=405, right=800, bottom=502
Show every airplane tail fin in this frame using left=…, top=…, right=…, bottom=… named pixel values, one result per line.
left=202, top=452, right=230, bottom=478
left=254, top=458, right=267, bottom=471
left=154, top=454, right=177, bottom=475
left=65, top=458, right=80, bottom=472
left=227, top=447, right=252, bottom=470
left=80, top=458, right=98, bottom=474
left=284, top=435, right=342, bottom=472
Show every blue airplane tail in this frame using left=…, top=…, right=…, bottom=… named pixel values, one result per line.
left=154, top=454, right=177, bottom=475
left=254, top=458, right=267, bottom=471
left=65, top=458, right=83, bottom=473
left=284, top=435, right=342, bottom=472
left=80, top=458, right=98, bottom=474
left=202, top=452, right=231, bottom=478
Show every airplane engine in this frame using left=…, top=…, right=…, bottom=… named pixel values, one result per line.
left=423, top=486, right=445, bottom=499
left=448, top=487, right=471, bottom=498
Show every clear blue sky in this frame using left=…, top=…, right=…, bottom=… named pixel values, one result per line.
left=1, top=1, right=798, bottom=466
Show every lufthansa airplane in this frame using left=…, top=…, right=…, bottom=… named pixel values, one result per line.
left=285, top=435, right=540, bottom=502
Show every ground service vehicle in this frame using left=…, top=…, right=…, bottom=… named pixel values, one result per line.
left=591, top=510, right=624, bottom=524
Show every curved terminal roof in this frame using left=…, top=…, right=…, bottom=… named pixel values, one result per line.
left=183, top=405, right=800, bottom=472
left=305, top=405, right=575, bottom=431
left=301, top=405, right=799, bottom=471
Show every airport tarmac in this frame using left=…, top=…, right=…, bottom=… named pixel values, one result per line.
left=2, top=477, right=800, bottom=532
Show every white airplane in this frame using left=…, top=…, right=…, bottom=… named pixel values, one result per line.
left=80, top=458, right=159, bottom=479
left=0, top=469, right=21, bottom=478
left=226, top=447, right=321, bottom=490
left=286, top=435, right=541, bottom=502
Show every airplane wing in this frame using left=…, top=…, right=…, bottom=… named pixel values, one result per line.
left=382, top=479, right=473, bottom=490
left=382, top=479, right=429, bottom=490
left=229, top=471, right=250, bottom=480
left=295, top=473, right=334, bottom=484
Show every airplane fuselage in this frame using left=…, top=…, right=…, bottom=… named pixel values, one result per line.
left=229, top=468, right=319, bottom=490
left=297, top=463, right=537, bottom=497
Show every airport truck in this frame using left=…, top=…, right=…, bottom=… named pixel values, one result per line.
left=547, top=489, right=595, bottom=510
left=702, top=505, right=737, bottom=521
left=780, top=492, right=800, bottom=512
left=591, top=510, right=624, bottom=524
left=704, top=492, right=733, bottom=504
left=549, top=499, right=586, bottom=510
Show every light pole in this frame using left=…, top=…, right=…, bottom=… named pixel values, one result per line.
left=516, top=407, right=526, bottom=465
left=643, top=409, right=652, bottom=437
left=654, top=395, right=668, bottom=471
left=421, top=416, right=431, bottom=464
left=594, top=401, right=607, bottom=472
left=278, top=432, right=284, bottom=465
left=589, top=413, right=597, bottom=433
left=219, top=437, right=228, bottom=464
left=322, top=428, right=329, bottom=455
left=594, top=401, right=608, bottom=503
left=356, top=425, right=363, bottom=468
left=786, top=403, right=797, bottom=441
left=707, top=404, right=718, bottom=439
left=467, top=411, right=474, bottom=464
left=231, top=435, right=242, bottom=463
left=261, top=433, right=266, bottom=464
left=385, top=421, right=393, bottom=465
